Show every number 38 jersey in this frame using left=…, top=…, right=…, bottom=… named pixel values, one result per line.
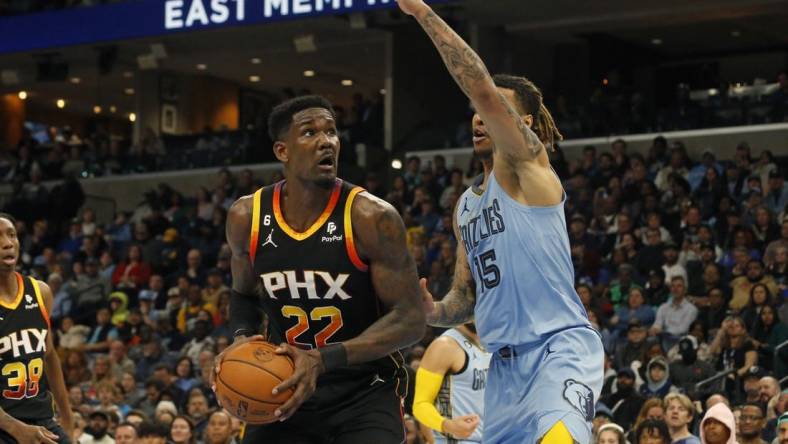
left=0, top=273, right=53, bottom=420
left=456, top=173, right=590, bottom=353
left=249, top=179, right=402, bottom=388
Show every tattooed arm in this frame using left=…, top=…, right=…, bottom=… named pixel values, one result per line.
left=344, top=192, right=427, bottom=362
left=422, top=204, right=476, bottom=327
left=397, top=0, right=545, bottom=164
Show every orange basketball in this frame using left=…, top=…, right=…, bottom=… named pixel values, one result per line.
left=215, top=340, right=295, bottom=425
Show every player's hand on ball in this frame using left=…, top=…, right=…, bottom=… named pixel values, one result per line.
left=11, top=424, right=58, bottom=444
left=419, top=278, right=437, bottom=322
left=443, top=414, right=480, bottom=439
left=210, top=334, right=265, bottom=393
left=396, top=0, right=428, bottom=16
left=272, top=343, right=323, bottom=421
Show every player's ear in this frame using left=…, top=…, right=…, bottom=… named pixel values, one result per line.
left=523, top=114, right=534, bottom=128
left=273, top=141, right=288, bottom=163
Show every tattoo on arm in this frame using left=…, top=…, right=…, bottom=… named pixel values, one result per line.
left=497, top=92, right=544, bottom=158
left=431, top=242, right=476, bottom=327
left=418, top=10, right=489, bottom=98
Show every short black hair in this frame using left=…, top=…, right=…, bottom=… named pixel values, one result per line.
left=0, top=213, right=16, bottom=225
left=636, top=419, right=671, bottom=442
left=741, top=402, right=766, bottom=416
left=138, top=421, right=169, bottom=437
left=267, top=95, right=336, bottom=141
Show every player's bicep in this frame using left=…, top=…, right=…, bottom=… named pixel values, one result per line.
left=355, top=195, right=421, bottom=312
left=227, top=196, right=257, bottom=294
left=419, top=337, right=464, bottom=375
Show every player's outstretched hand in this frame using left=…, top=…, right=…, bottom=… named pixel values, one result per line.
left=210, top=334, right=265, bottom=393
left=271, top=343, right=324, bottom=421
left=443, top=414, right=481, bottom=439
left=420, top=278, right=437, bottom=323
left=396, top=0, right=428, bottom=16
left=11, top=423, right=59, bottom=444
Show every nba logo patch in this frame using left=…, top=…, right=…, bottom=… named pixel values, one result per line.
left=237, top=400, right=249, bottom=418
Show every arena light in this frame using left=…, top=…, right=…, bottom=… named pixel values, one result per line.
left=341, top=79, right=353, bottom=86
left=70, top=77, right=81, bottom=84
left=651, top=38, right=662, bottom=45
left=196, top=63, right=207, bottom=71
left=93, top=105, right=102, bottom=114
left=123, top=71, right=134, bottom=78
left=303, top=70, right=315, bottom=77
left=56, top=99, right=66, bottom=109
left=251, top=58, right=261, bottom=64
left=731, top=30, right=741, bottom=37
left=129, top=113, right=136, bottom=122
left=124, top=88, right=135, bottom=95
left=110, top=105, right=117, bottom=113
left=249, top=75, right=260, bottom=83
left=379, top=89, right=386, bottom=95
left=18, top=91, right=27, bottom=100
left=391, top=159, right=403, bottom=170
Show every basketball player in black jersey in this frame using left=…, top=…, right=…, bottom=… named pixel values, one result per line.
left=0, top=213, right=73, bottom=444
left=215, top=95, right=426, bottom=443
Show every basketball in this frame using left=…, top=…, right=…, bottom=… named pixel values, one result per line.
left=214, top=340, right=295, bottom=425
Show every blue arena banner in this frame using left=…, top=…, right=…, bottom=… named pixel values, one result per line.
left=0, top=0, right=448, bottom=54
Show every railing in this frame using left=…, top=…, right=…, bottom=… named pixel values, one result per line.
left=777, top=340, right=788, bottom=387
left=694, top=369, right=736, bottom=394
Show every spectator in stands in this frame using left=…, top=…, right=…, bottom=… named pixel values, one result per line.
left=108, top=340, right=136, bottom=381
left=751, top=305, right=788, bottom=376
left=596, top=423, right=626, bottom=444
left=181, top=248, right=206, bottom=286
left=700, top=402, right=737, bottom=444
left=186, top=391, right=210, bottom=436
left=758, top=377, right=780, bottom=408
left=83, top=410, right=114, bottom=444
left=645, top=268, right=671, bottom=307
left=138, top=421, right=169, bottom=443
left=615, top=320, right=650, bottom=370
left=115, top=422, right=138, bottom=444
left=730, top=260, right=779, bottom=311
left=601, top=367, right=644, bottom=431
left=181, top=319, right=215, bottom=368
left=83, top=308, right=120, bottom=354
left=710, top=316, right=758, bottom=394
left=765, top=170, right=788, bottom=216
left=738, top=402, right=769, bottom=444
left=137, top=379, right=164, bottom=419
left=169, top=415, right=197, bottom=444
left=610, top=287, right=656, bottom=337
left=669, top=335, right=715, bottom=398
left=173, top=357, right=199, bottom=394
left=204, top=410, right=237, bottom=444
left=663, top=393, right=700, bottom=443
left=650, top=276, right=698, bottom=349
left=62, top=349, right=92, bottom=386
left=120, top=371, right=145, bottom=408
left=662, top=242, right=688, bottom=285
left=641, top=356, right=678, bottom=398
left=635, top=419, right=672, bottom=444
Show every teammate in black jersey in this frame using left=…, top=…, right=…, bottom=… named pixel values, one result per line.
left=0, top=213, right=73, bottom=443
left=214, top=96, right=426, bottom=443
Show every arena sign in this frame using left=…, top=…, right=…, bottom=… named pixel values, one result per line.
left=0, top=0, right=446, bottom=54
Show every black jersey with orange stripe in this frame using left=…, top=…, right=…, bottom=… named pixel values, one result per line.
left=0, top=273, right=54, bottom=421
left=249, top=179, right=404, bottom=402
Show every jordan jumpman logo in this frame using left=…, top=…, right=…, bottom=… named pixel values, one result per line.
left=262, top=229, right=278, bottom=248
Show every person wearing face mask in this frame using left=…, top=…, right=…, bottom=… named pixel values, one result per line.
left=699, top=403, right=737, bottom=444
left=670, top=336, right=716, bottom=399
left=601, top=368, right=645, bottom=431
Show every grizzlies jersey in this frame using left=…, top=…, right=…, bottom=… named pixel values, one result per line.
left=434, top=329, right=490, bottom=444
left=249, top=179, right=403, bottom=390
left=0, top=273, right=53, bottom=420
left=456, top=172, right=590, bottom=352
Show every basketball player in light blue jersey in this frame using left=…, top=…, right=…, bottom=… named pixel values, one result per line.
left=397, top=1, right=605, bottom=443
left=413, top=324, right=490, bottom=443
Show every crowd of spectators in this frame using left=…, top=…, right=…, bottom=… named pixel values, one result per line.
left=4, top=130, right=788, bottom=443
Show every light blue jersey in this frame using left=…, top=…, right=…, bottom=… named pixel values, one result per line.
left=434, top=329, right=491, bottom=444
left=456, top=172, right=604, bottom=443
left=456, top=172, right=590, bottom=352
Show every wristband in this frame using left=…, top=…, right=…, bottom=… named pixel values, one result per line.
left=318, top=343, right=348, bottom=371
left=229, top=290, right=262, bottom=336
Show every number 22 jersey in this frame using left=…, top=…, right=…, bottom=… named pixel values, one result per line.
left=248, top=179, right=404, bottom=405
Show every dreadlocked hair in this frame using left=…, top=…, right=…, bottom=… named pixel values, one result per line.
left=492, top=74, right=563, bottom=151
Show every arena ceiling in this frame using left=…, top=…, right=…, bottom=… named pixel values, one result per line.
left=1, top=0, right=786, bottom=119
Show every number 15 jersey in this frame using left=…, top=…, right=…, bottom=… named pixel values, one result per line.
left=249, top=179, right=402, bottom=390
left=456, top=173, right=590, bottom=352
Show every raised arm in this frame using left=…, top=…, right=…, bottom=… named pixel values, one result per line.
left=397, top=0, right=546, bottom=163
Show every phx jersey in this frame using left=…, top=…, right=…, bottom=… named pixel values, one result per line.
left=249, top=179, right=404, bottom=407
left=0, top=273, right=53, bottom=421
